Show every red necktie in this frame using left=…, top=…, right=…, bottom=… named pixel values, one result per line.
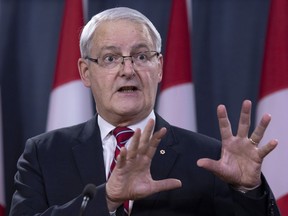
left=109, top=127, right=134, bottom=216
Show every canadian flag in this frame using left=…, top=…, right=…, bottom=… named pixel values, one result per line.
left=46, top=0, right=93, bottom=131
left=0, top=89, right=5, bottom=216
left=157, top=0, right=197, bottom=131
left=256, top=0, right=288, bottom=215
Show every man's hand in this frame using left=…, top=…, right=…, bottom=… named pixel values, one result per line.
left=197, top=100, right=278, bottom=189
left=106, top=119, right=182, bottom=211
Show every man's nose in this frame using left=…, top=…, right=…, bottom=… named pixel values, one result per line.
left=119, top=56, right=135, bottom=77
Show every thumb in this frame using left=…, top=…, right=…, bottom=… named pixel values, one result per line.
left=152, top=179, right=182, bottom=194
left=197, top=158, right=220, bottom=174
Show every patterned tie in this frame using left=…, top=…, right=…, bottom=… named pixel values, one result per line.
left=109, top=127, right=134, bottom=216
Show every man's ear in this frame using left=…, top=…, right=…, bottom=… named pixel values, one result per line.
left=157, top=54, right=163, bottom=82
left=78, top=58, right=91, bottom=87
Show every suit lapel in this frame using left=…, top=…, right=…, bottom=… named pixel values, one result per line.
left=72, top=117, right=106, bottom=187
left=151, top=115, right=179, bottom=181
left=132, top=114, right=179, bottom=215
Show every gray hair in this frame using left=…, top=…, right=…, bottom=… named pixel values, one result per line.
left=79, top=7, right=162, bottom=58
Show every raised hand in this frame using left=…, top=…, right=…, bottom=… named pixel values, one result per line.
left=106, top=119, right=182, bottom=211
left=197, top=100, right=278, bottom=189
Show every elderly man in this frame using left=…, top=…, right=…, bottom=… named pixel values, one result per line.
left=9, top=7, right=280, bottom=216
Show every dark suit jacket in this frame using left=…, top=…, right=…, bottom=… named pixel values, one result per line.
left=9, top=115, right=280, bottom=216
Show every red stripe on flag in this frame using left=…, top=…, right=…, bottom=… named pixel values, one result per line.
left=53, top=0, right=84, bottom=89
left=259, top=0, right=288, bottom=99
left=0, top=89, right=5, bottom=216
left=277, top=194, right=288, bottom=216
left=46, top=0, right=93, bottom=131
left=157, top=0, right=196, bottom=131
left=257, top=0, right=288, bottom=214
left=0, top=205, right=4, bottom=216
left=161, top=0, right=192, bottom=91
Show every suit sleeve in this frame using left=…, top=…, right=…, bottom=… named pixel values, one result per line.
left=229, top=177, right=281, bottom=216
left=9, top=138, right=111, bottom=216
left=212, top=160, right=280, bottom=216
left=199, top=135, right=280, bottom=216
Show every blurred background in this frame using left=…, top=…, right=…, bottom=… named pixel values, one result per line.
left=0, top=0, right=287, bottom=215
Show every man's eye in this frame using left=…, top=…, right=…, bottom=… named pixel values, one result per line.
left=135, top=53, right=148, bottom=61
left=103, top=55, right=118, bottom=63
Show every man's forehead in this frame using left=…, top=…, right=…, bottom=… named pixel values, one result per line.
left=98, top=43, right=152, bottom=52
left=90, top=20, right=155, bottom=52
left=97, top=19, right=146, bottom=31
left=93, top=20, right=151, bottom=39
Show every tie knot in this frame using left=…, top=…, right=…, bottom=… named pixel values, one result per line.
left=113, top=127, right=134, bottom=147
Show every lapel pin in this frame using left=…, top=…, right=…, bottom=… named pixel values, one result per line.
left=160, top=149, right=165, bottom=155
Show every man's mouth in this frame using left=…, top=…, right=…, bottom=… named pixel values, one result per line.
left=118, top=86, right=138, bottom=92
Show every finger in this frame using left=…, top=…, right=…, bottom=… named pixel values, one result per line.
left=146, top=127, right=167, bottom=159
left=116, top=147, right=128, bottom=169
left=133, top=178, right=182, bottom=200
left=197, top=158, right=221, bottom=176
left=217, top=104, right=233, bottom=140
left=138, top=119, right=155, bottom=154
left=258, top=139, right=278, bottom=158
left=151, top=178, right=182, bottom=194
left=237, top=100, right=252, bottom=138
left=250, top=113, right=271, bottom=144
left=127, top=128, right=141, bottom=159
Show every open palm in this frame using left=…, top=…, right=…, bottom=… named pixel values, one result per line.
left=197, top=100, right=278, bottom=189
left=106, top=119, right=181, bottom=210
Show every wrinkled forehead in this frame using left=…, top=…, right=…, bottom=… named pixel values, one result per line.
left=91, top=20, right=155, bottom=52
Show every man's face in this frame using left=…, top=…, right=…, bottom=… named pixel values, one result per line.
left=79, top=20, right=163, bottom=126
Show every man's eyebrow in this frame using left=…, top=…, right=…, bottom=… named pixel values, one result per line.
left=98, top=44, right=152, bottom=53
left=99, top=46, right=120, bottom=52
left=131, top=44, right=150, bottom=50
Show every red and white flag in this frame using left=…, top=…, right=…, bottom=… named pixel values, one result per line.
left=0, top=89, right=5, bottom=216
left=157, top=0, right=197, bottom=131
left=46, top=0, right=93, bottom=131
left=256, top=0, right=288, bottom=215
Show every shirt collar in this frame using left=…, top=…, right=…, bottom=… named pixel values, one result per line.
left=98, top=111, right=156, bottom=141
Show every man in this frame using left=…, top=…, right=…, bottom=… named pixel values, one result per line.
left=9, top=7, right=280, bottom=216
